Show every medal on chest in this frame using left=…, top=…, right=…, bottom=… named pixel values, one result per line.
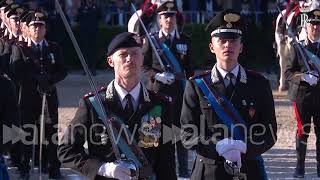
left=138, top=105, right=162, bottom=148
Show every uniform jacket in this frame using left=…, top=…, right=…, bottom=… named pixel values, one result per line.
left=0, top=74, right=19, bottom=154
left=10, top=39, right=67, bottom=123
left=58, top=81, right=177, bottom=180
left=143, top=30, right=193, bottom=96
left=285, top=39, right=320, bottom=101
left=180, top=64, right=277, bottom=179
left=0, top=35, right=16, bottom=75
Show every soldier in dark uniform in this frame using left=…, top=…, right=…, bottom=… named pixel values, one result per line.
left=180, top=9, right=277, bottom=180
left=0, top=3, right=19, bottom=74
left=142, top=1, right=193, bottom=178
left=0, top=4, right=25, bottom=76
left=10, top=11, right=67, bottom=179
left=0, top=0, right=13, bottom=37
left=0, top=73, right=19, bottom=180
left=77, top=0, right=100, bottom=75
left=285, top=6, right=320, bottom=178
left=58, top=32, right=177, bottom=180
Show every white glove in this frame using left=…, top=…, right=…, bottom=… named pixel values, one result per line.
left=216, top=138, right=247, bottom=155
left=98, top=162, right=132, bottom=180
left=301, top=71, right=319, bottom=86
left=222, top=150, right=242, bottom=168
left=155, top=72, right=175, bottom=85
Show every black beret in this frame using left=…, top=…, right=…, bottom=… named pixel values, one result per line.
left=27, top=11, right=46, bottom=26
left=7, top=6, right=24, bottom=19
left=107, top=32, right=142, bottom=56
left=205, top=9, right=244, bottom=39
left=157, top=1, right=177, bottom=15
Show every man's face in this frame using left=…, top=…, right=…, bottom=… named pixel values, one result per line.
left=159, top=13, right=176, bottom=33
left=108, top=47, right=143, bottom=80
left=306, top=22, right=320, bottom=41
left=9, top=18, right=20, bottom=35
left=0, top=10, right=4, bottom=20
left=21, top=22, right=29, bottom=37
left=209, top=36, right=243, bottom=63
left=29, top=24, right=46, bottom=40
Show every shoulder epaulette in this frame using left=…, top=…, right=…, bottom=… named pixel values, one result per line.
left=149, top=31, right=158, bottom=36
left=180, top=32, right=191, bottom=38
left=47, top=40, right=58, bottom=46
left=149, top=91, right=173, bottom=103
left=82, top=86, right=107, bottom=99
left=15, top=41, right=25, bottom=47
left=0, top=73, right=11, bottom=81
left=189, top=70, right=211, bottom=80
left=247, top=70, right=266, bottom=79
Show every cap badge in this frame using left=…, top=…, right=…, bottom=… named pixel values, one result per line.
left=35, top=12, right=44, bottom=18
left=11, top=4, right=19, bottom=9
left=314, top=10, right=320, bottom=18
left=166, top=2, right=174, bottom=11
left=132, top=35, right=141, bottom=44
left=16, top=8, right=24, bottom=15
left=6, top=0, right=13, bottom=4
left=224, top=13, right=240, bottom=28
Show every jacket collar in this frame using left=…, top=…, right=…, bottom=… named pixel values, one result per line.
left=105, top=80, right=151, bottom=103
left=211, top=64, right=247, bottom=84
left=158, top=27, right=180, bottom=39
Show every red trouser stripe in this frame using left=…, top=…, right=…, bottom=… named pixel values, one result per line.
left=293, top=101, right=303, bottom=138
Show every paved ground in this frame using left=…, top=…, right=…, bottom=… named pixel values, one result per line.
left=7, top=70, right=320, bottom=180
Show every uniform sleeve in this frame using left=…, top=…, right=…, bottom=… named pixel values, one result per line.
left=245, top=79, right=277, bottom=159
left=284, top=44, right=303, bottom=85
left=183, top=36, right=194, bottom=78
left=180, top=80, right=201, bottom=149
left=58, top=98, right=104, bottom=179
left=154, top=99, right=177, bottom=179
left=0, top=78, right=20, bottom=153
left=10, top=45, right=33, bottom=83
left=48, top=44, right=67, bottom=85
left=142, top=37, right=160, bottom=80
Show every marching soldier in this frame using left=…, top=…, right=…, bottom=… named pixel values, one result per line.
left=285, top=5, right=320, bottom=178
left=0, top=2, right=18, bottom=74
left=142, top=1, right=193, bottom=178
left=180, top=9, right=277, bottom=180
left=58, top=32, right=177, bottom=180
left=77, top=0, right=100, bottom=76
left=10, top=11, right=67, bottom=179
left=0, top=4, right=24, bottom=76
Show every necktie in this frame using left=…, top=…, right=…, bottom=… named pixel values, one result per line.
left=36, top=44, right=42, bottom=59
left=165, top=34, right=172, bottom=47
left=226, top=72, right=235, bottom=99
left=124, top=94, right=134, bottom=120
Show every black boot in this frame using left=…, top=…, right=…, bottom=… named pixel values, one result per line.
left=317, top=162, right=320, bottom=177
left=293, top=167, right=305, bottom=178
left=294, top=135, right=307, bottom=178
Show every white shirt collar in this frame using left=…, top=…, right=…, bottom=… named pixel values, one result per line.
left=216, top=64, right=239, bottom=79
left=32, top=40, right=44, bottom=47
left=216, top=64, right=239, bottom=86
left=114, top=81, right=141, bottom=110
left=309, top=38, right=320, bottom=43
left=159, top=29, right=175, bottom=40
